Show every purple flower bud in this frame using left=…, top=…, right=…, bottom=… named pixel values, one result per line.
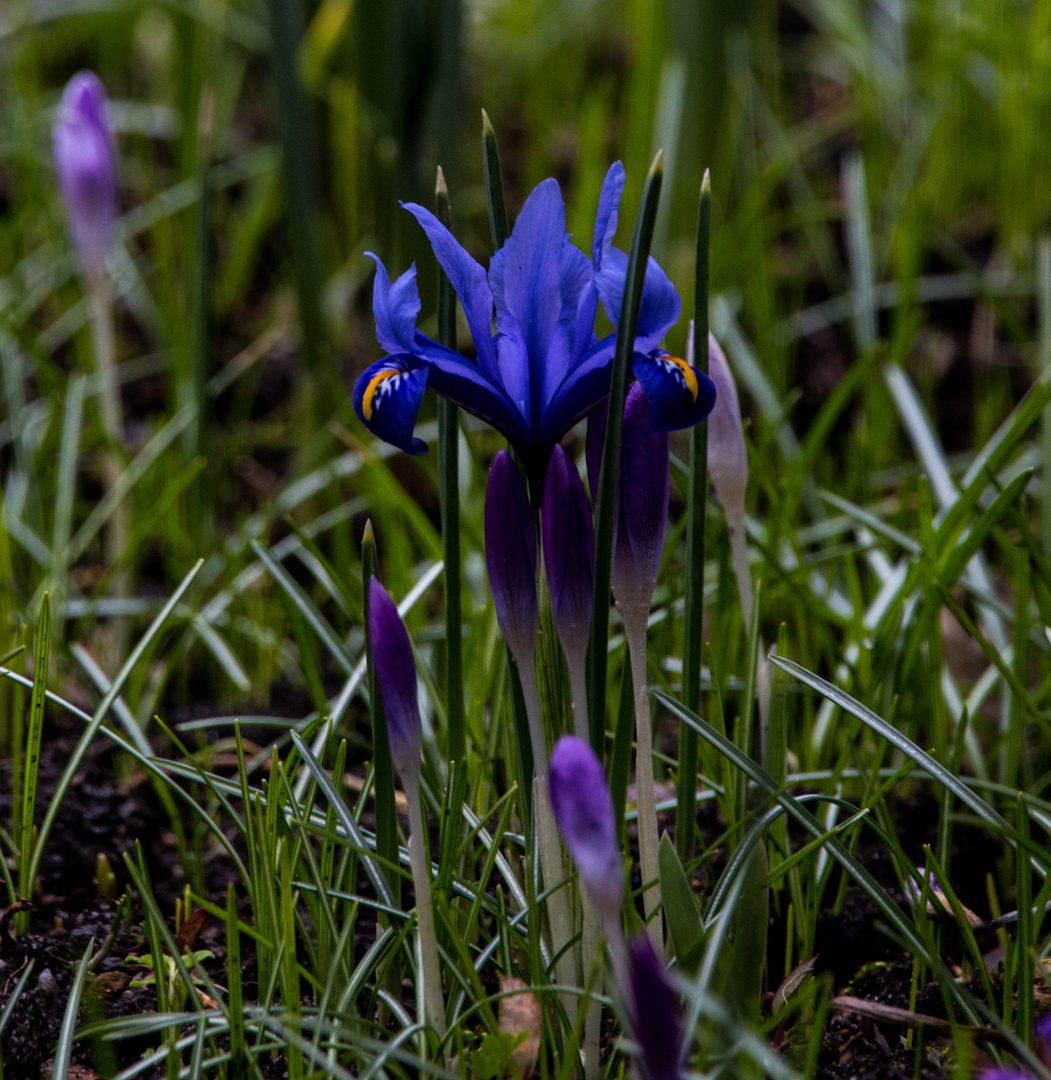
left=549, top=736, right=622, bottom=922
left=977, top=1071, right=1028, bottom=1080
left=52, top=72, right=118, bottom=282
left=541, top=444, right=594, bottom=668
left=628, top=934, right=684, bottom=1080
left=367, top=577, right=423, bottom=779
left=485, top=450, right=538, bottom=663
left=1039, top=1011, right=1051, bottom=1048
left=704, top=332, right=747, bottom=528
left=586, top=383, right=669, bottom=624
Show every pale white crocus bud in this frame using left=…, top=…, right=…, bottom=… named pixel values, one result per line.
left=694, top=325, right=752, bottom=625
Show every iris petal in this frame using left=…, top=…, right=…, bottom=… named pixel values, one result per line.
left=632, top=349, right=716, bottom=434
left=401, top=202, right=499, bottom=377
left=367, top=254, right=420, bottom=355
left=488, top=178, right=567, bottom=421
left=594, top=247, right=681, bottom=351
left=353, top=355, right=430, bottom=455
left=592, top=161, right=626, bottom=266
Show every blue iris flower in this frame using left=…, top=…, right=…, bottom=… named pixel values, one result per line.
left=353, top=162, right=715, bottom=477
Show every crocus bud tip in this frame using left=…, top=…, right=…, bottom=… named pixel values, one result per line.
left=549, top=736, right=622, bottom=921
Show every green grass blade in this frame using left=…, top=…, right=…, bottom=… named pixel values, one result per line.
left=289, top=731, right=397, bottom=911
left=588, top=150, right=664, bottom=755
left=252, top=538, right=355, bottom=676
left=481, top=111, right=510, bottom=249
left=17, top=592, right=48, bottom=928
left=768, top=657, right=1014, bottom=837
left=226, top=883, right=247, bottom=1080
left=26, top=560, right=204, bottom=893
left=677, top=170, right=711, bottom=861
left=51, top=936, right=94, bottom=1080
left=262, top=0, right=325, bottom=374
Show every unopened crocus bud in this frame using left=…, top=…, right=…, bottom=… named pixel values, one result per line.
left=549, top=736, right=623, bottom=923
left=627, top=934, right=684, bottom=1080
left=704, top=331, right=746, bottom=530
left=367, top=577, right=423, bottom=780
left=52, top=72, right=118, bottom=283
left=586, top=382, right=669, bottom=631
left=485, top=450, right=538, bottom=664
left=702, top=328, right=753, bottom=625
left=541, top=444, right=594, bottom=670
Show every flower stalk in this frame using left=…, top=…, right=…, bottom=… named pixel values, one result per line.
left=366, top=576, right=445, bottom=1044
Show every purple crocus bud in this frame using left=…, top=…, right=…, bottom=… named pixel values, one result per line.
left=977, top=1072, right=1028, bottom=1080
left=485, top=450, right=538, bottom=664
left=628, top=935, right=684, bottom=1080
left=52, top=72, right=118, bottom=283
left=1039, top=1012, right=1051, bottom=1049
left=367, top=577, right=423, bottom=780
left=586, top=383, right=669, bottom=629
left=549, top=736, right=623, bottom=923
left=541, top=444, right=594, bottom=669
left=704, top=331, right=746, bottom=532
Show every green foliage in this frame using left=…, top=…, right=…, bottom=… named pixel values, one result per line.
left=4, top=0, right=1051, bottom=1077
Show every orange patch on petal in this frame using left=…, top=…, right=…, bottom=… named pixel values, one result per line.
left=666, top=356, right=698, bottom=402
left=362, top=369, right=399, bottom=421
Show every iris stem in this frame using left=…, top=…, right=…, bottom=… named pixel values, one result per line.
left=404, top=773, right=446, bottom=1047
left=518, top=653, right=577, bottom=1023
left=87, top=275, right=129, bottom=662
left=624, top=614, right=662, bottom=950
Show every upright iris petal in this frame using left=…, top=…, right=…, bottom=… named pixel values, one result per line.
left=484, top=451, right=538, bottom=665
left=541, top=445, right=594, bottom=731
left=352, top=162, right=713, bottom=479
left=627, top=935, right=685, bottom=1080
left=549, top=736, right=623, bottom=924
left=53, top=72, right=118, bottom=283
left=367, top=577, right=423, bottom=780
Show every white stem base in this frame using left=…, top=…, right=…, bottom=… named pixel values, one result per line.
left=519, top=656, right=578, bottom=1025
left=406, top=780, right=446, bottom=1046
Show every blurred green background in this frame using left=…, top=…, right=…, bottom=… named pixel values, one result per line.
left=1, top=0, right=1049, bottom=722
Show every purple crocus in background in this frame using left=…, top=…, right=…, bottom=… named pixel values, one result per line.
left=53, top=72, right=118, bottom=284
left=541, top=444, right=595, bottom=737
left=53, top=71, right=128, bottom=658
left=703, top=328, right=752, bottom=623
left=352, top=162, right=712, bottom=480
left=586, top=382, right=671, bottom=947
left=366, top=576, right=445, bottom=1037
left=627, top=934, right=685, bottom=1080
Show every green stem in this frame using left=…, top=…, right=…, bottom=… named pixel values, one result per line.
left=677, top=172, right=711, bottom=861
left=405, top=774, right=446, bottom=1045
left=625, top=614, right=662, bottom=949
left=588, top=152, right=664, bottom=757
left=436, top=170, right=465, bottom=766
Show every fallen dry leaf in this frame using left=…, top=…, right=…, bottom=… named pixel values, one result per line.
left=499, top=976, right=541, bottom=1080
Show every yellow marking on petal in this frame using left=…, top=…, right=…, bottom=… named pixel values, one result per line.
left=666, top=356, right=698, bottom=402
left=362, top=368, right=399, bottom=421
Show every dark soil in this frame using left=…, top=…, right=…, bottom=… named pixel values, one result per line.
left=0, top=726, right=1034, bottom=1079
